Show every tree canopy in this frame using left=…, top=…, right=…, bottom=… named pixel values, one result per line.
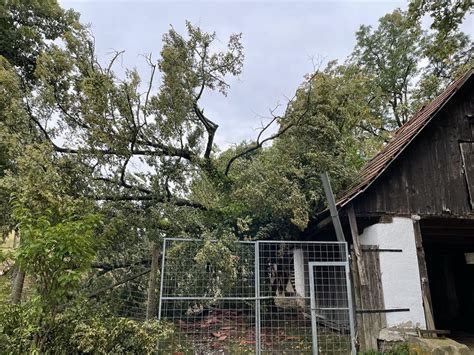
left=0, top=0, right=472, bottom=351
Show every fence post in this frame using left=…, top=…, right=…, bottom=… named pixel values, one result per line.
left=255, top=241, right=261, bottom=355
left=309, top=263, right=318, bottom=355
left=146, top=242, right=161, bottom=320
left=345, top=244, right=357, bottom=355
left=157, top=239, right=167, bottom=321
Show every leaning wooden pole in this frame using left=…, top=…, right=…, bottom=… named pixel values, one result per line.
left=348, top=205, right=368, bottom=286
left=146, top=243, right=160, bottom=320
left=320, top=172, right=345, bottom=242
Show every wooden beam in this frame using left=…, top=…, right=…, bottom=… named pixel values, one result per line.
left=361, top=248, right=403, bottom=253
left=315, top=215, right=333, bottom=231
left=348, top=205, right=368, bottom=286
left=413, top=220, right=436, bottom=330
left=320, top=172, right=345, bottom=242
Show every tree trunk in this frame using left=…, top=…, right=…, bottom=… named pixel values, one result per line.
left=11, top=266, right=25, bottom=304
left=146, top=243, right=160, bottom=320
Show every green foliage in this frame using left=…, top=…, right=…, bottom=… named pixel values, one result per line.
left=164, top=231, right=242, bottom=299
left=0, top=0, right=472, bottom=351
left=70, top=316, right=173, bottom=354
left=0, top=0, right=79, bottom=83
left=201, top=62, right=384, bottom=240
left=0, top=298, right=174, bottom=354
left=352, top=4, right=472, bottom=128
left=0, top=299, right=41, bottom=353
left=408, top=0, right=473, bottom=36
left=12, top=201, right=102, bottom=311
left=354, top=9, right=423, bottom=127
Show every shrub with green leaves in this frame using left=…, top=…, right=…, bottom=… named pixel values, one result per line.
left=0, top=298, right=175, bottom=354
left=12, top=201, right=102, bottom=311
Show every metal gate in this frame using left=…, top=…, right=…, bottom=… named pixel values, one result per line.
left=309, top=262, right=356, bottom=354
left=158, top=238, right=355, bottom=354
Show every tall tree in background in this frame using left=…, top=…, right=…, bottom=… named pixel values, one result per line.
left=409, top=0, right=473, bottom=101
left=351, top=2, right=472, bottom=129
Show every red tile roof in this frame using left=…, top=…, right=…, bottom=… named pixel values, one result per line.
left=337, top=68, right=474, bottom=209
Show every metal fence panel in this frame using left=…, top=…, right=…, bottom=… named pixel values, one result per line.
left=309, top=261, right=356, bottom=355
left=158, top=238, right=354, bottom=354
left=158, top=239, right=256, bottom=354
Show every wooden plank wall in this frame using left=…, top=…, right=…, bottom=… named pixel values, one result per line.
left=351, top=245, right=387, bottom=351
left=353, top=79, right=474, bottom=217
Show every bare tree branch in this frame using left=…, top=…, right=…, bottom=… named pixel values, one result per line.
left=106, top=50, right=125, bottom=73
left=193, top=104, right=218, bottom=159
left=144, top=55, right=157, bottom=113
left=92, top=194, right=205, bottom=209
left=94, top=176, right=152, bottom=194
left=88, top=268, right=151, bottom=298
left=224, top=71, right=319, bottom=175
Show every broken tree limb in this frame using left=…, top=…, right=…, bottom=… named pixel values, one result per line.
left=88, top=268, right=151, bottom=298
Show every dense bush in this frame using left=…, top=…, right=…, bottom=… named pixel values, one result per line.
left=0, top=298, right=174, bottom=354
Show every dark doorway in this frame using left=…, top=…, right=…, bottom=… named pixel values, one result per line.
left=421, top=219, right=474, bottom=335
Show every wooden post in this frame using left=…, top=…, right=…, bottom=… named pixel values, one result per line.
left=348, top=206, right=388, bottom=350
left=146, top=243, right=160, bottom=320
left=347, top=205, right=368, bottom=286
left=10, top=232, right=25, bottom=304
left=352, top=246, right=387, bottom=351
left=11, top=267, right=25, bottom=304
left=350, top=249, right=365, bottom=350
left=320, top=172, right=346, bottom=242
left=413, top=219, right=435, bottom=330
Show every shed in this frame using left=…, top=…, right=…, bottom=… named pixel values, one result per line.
left=313, top=68, right=474, bottom=350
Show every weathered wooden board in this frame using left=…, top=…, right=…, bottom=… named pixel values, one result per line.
left=351, top=245, right=386, bottom=351
left=413, top=220, right=435, bottom=330
left=352, top=79, right=474, bottom=217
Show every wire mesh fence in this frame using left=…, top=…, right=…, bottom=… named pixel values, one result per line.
left=1, top=236, right=355, bottom=354
left=158, top=239, right=355, bottom=354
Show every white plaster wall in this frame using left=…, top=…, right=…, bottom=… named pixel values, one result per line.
left=293, top=248, right=305, bottom=297
left=359, top=217, right=426, bottom=328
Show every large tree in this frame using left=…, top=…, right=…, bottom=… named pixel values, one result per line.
left=192, top=62, right=383, bottom=241
left=351, top=3, right=472, bottom=129
left=1, top=0, right=472, bottom=281
left=0, top=2, right=321, bottom=318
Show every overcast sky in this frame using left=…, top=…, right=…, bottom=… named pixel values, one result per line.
left=61, top=0, right=424, bottom=149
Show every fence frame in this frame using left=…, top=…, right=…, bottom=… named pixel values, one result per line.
left=158, top=238, right=356, bottom=354
left=309, top=261, right=356, bottom=355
